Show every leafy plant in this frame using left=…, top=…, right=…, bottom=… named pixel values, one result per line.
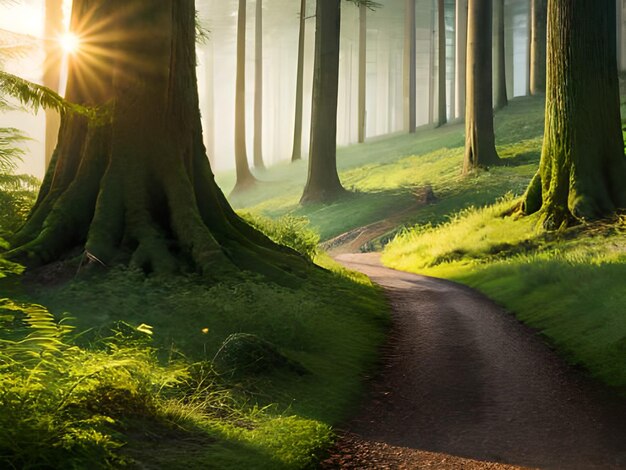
left=239, top=212, right=319, bottom=260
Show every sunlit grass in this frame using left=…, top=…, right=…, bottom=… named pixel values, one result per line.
left=0, top=216, right=387, bottom=468
left=218, top=96, right=545, bottom=242
left=383, top=200, right=626, bottom=390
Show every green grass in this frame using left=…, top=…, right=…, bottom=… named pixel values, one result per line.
left=383, top=203, right=626, bottom=391
left=0, top=216, right=388, bottom=468
left=220, top=92, right=626, bottom=395
left=218, top=96, right=545, bottom=241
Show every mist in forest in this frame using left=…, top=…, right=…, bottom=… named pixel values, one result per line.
left=2, top=0, right=544, bottom=177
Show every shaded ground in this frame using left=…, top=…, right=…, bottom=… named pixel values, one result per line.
left=325, top=253, right=626, bottom=470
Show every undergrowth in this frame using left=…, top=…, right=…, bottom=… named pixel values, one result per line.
left=0, top=213, right=387, bottom=468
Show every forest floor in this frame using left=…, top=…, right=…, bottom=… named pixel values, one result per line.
left=323, top=253, right=626, bottom=470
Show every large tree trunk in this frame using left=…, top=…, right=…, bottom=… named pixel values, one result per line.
left=300, top=0, right=346, bottom=204
left=291, top=0, right=307, bottom=161
left=43, top=0, right=63, bottom=169
left=464, top=0, right=501, bottom=173
left=404, top=0, right=416, bottom=133
left=233, top=0, right=257, bottom=193
left=522, top=0, right=626, bottom=228
left=437, top=0, right=447, bottom=127
left=493, top=0, right=508, bottom=109
left=253, top=0, right=265, bottom=169
left=529, top=0, right=547, bottom=94
left=358, top=4, right=367, bottom=143
left=455, top=0, right=468, bottom=120
left=8, top=0, right=306, bottom=281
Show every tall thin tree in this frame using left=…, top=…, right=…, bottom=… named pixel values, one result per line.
left=358, top=3, right=367, bottom=143
left=464, top=0, right=500, bottom=173
left=455, top=0, right=468, bottom=120
left=529, top=0, right=547, bottom=94
left=522, top=0, right=626, bottom=228
left=253, top=0, right=265, bottom=169
left=300, top=0, right=346, bottom=203
left=291, top=0, right=306, bottom=161
left=43, top=0, right=63, bottom=169
left=404, top=0, right=416, bottom=133
left=437, top=0, right=447, bottom=126
left=233, top=0, right=257, bottom=193
left=493, top=0, right=508, bottom=109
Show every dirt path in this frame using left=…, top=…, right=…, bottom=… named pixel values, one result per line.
left=324, top=253, right=626, bottom=470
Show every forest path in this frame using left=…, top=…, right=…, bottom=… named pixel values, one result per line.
left=322, top=253, right=626, bottom=470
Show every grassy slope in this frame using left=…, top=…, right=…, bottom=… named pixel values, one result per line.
left=1, top=228, right=387, bottom=468
left=218, top=97, right=544, bottom=241
left=225, top=94, right=626, bottom=393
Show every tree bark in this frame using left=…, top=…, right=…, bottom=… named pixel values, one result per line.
left=300, top=0, right=346, bottom=204
left=437, top=0, right=447, bottom=127
left=493, top=0, right=508, bottom=109
left=233, top=0, right=257, bottom=193
left=522, top=0, right=626, bottom=228
left=464, top=0, right=501, bottom=173
left=358, top=4, right=367, bottom=143
left=404, top=0, right=416, bottom=133
left=455, top=0, right=468, bottom=120
left=529, top=0, right=547, bottom=94
left=291, top=0, right=306, bottom=162
left=8, top=0, right=306, bottom=281
left=43, top=0, right=63, bottom=169
left=253, top=0, right=264, bottom=169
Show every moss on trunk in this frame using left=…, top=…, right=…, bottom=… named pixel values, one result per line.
left=7, top=0, right=307, bottom=282
left=522, top=0, right=626, bottom=229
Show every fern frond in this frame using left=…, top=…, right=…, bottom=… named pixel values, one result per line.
left=0, top=70, right=69, bottom=114
left=0, top=126, right=28, bottom=172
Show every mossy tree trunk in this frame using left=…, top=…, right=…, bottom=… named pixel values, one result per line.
left=493, top=0, right=508, bottom=110
left=464, top=0, right=501, bottom=173
left=8, top=0, right=306, bottom=281
left=529, top=0, right=547, bottom=94
left=291, top=0, right=307, bottom=162
left=300, top=0, right=346, bottom=204
left=522, top=0, right=626, bottom=228
left=437, top=0, right=447, bottom=127
left=233, top=0, right=257, bottom=193
left=253, top=0, right=265, bottom=170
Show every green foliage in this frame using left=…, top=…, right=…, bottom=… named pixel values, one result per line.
left=239, top=212, right=320, bottom=260
left=3, top=245, right=386, bottom=468
left=0, top=301, right=149, bottom=468
left=0, top=172, right=39, bottom=233
left=0, top=70, right=93, bottom=117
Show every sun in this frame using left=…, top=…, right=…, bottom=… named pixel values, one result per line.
left=59, top=32, right=80, bottom=54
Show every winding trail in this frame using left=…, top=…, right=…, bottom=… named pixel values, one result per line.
left=324, top=253, right=626, bottom=470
